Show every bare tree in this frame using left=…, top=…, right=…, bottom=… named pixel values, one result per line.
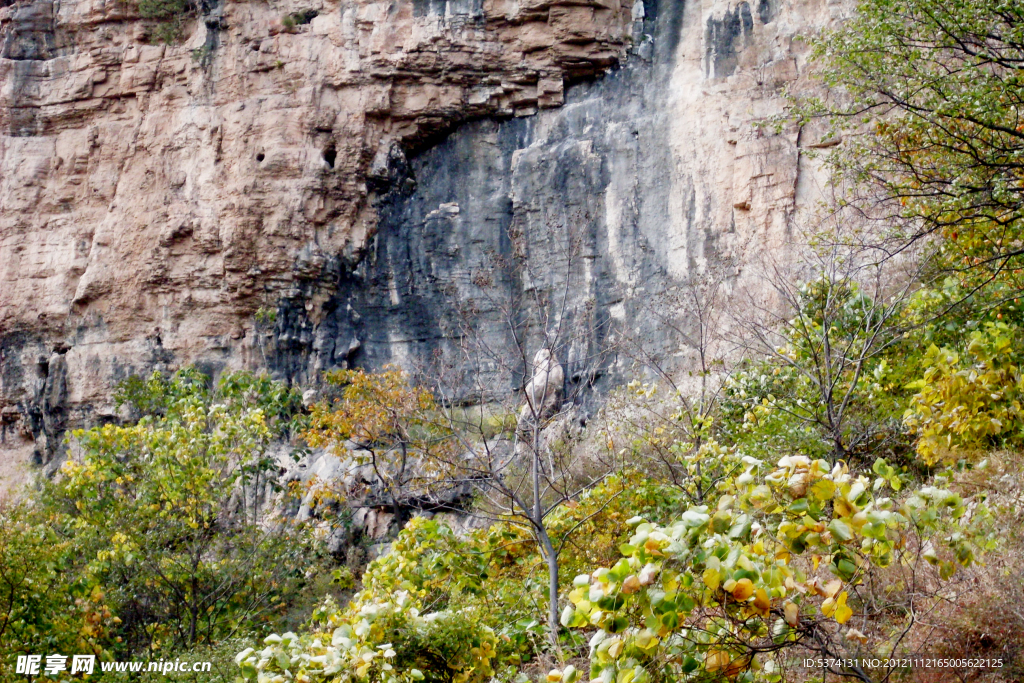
left=607, top=271, right=734, bottom=502
left=733, top=219, right=923, bottom=464
left=424, top=216, right=622, bottom=645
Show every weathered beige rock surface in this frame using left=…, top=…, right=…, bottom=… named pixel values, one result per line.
left=0, top=0, right=849, bottom=484
left=0, top=0, right=633, bottom=479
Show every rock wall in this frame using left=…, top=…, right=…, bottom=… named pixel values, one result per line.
left=0, top=0, right=847, bottom=484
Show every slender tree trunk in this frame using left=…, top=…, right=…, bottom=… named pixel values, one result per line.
left=189, top=582, right=198, bottom=645
left=392, top=442, right=409, bottom=529
left=189, top=548, right=201, bottom=645
left=531, top=426, right=560, bottom=645
left=539, top=527, right=560, bottom=644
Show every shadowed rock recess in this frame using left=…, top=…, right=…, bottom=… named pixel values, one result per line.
left=0, top=0, right=844, bottom=480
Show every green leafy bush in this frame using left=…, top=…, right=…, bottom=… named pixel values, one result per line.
left=905, top=322, right=1024, bottom=464
left=43, top=369, right=314, bottom=652
left=0, top=503, right=118, bottom=677
left=238, top=518, right=498, bottom=683
left=134, top=0, right=193, bottom=43
left=237, top=596, right=497, bottom=683
left=554, top=448, right=987, bottom=683
left=720, top=276, right=913, bottom=467
left=137, top=0, right=190, bottom=19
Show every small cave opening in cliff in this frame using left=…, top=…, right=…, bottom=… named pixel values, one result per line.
left=256, top=152, right=265, bottom=162
left=323, top=145, right=337, bottom=169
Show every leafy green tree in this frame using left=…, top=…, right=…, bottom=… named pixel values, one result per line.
left=806, top=0, right=1024, bottom=288
left=0, top=502, right=118, bottom=678
left=304, top=367, right=459, bottom=530
left=44, top=368, right=313, bottom=652
left=730, top=255, right=913, bottom=466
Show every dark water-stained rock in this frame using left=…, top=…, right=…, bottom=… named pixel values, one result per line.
left=0, top=0, right=841, bottom=475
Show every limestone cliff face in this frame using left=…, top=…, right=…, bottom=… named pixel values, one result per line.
left=0, top=0, right=846, bottom=483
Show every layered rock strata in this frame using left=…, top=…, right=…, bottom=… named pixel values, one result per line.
left=0, top=0, right=848, bottom=484
left=0, top=0, right=634, bottom=479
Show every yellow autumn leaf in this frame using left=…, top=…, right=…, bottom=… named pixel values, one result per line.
left=705, top=650, right=729, bottom=672
left=731, top=578, right=754, bottom=601
left=834, top=591, right=853, bottom=624
left=834, top=498, right=857, bottom=518
left=784, top=601, right=799, bottom=627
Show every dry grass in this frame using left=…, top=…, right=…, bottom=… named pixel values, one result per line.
left=752, top=452, right=1024, bottom=683
left=901, top=452, right=1024, bottom=683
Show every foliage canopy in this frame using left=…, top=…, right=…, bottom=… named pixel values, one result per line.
left=809, top=0, right=1024, bottom=287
